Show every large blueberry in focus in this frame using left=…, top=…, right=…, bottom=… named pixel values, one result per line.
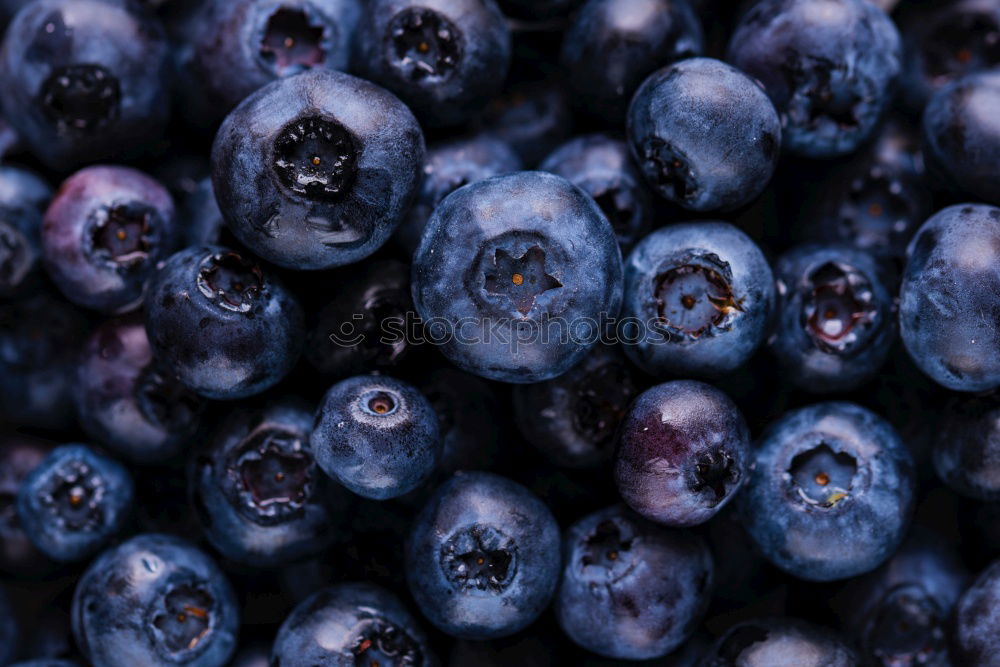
left=899, top=204, right=1000, bottom=392
left=17, top=444, right=133, bottom=562
left=144, top=245, right=304, bottom=400
left=412, top=171, right=623, bottom=384
left=701, top=617, right=859, bottom=666
left=952, top=559, right=1000, bottom=665
left=727, top=0, right=901, bottom=158
left=740, top=402, right=915, bottom=581
left=556, top=505, right=713, bottom=660
left=72, top=534, right=239, bottom=667
left=354, top=0, right=511, bottom=127
left=405, top=472, right=560, bottom=639
left=932, top=392, right=1000, bottom=501
left=211, top=69, right=424, bottom=270
left=622, top=222, right=774, bottom=378
left=0, top=0, right=171, bottom=168
left=311, top=374, right=441, bottom=499
left=614, top=380, right=750, bottom=527
left=627, top=58, right=781, bottom=212
left=271, top=582, right=436, bottom=666
left=0, top=166, right=51, bottom=299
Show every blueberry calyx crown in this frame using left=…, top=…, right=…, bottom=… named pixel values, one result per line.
left=440, top=524, right=517, bottom=593
left=922, top=13, right=1000, bottom=83
left=225, top=423, right=314, bottom=525
left=571, top=360, right=635, bottom=449
left=641, top=138, right=699, bottom=203
left=386, top=7, right=462, bottom=82
left=363, top=390, right=399, bottom=417
left=38, top=458, right=105, bottom=531
left=88, top=202, right=155, bottom=268
left=350, top=616, right=423, bottom=667
left=802, top=261, right=877, bottom=354
left=784, top=54, right=862, bottom=132
left=40, top=64, right=121, bottom=134
left=272, top=116, right=358, bottom=203
left=578, top=518, right=637, bottom=585
left=837, top=166, right=915, bottom=248
left=197, top=251, right=264, bottom=313
left=654, top=256, right=743, bottom=340
left=688, top=448, right=740, bottom=506
left=135, top=366, right=201, bottom=431
left=788, top=442, right=857, bottom=509
left=483, top=245, right=562, bottom=316
left=0, top=222, right=32, bottom=288
left=863, top=583, right=946, bottom=665
left=258, top=7, right=327, bottom=76
left=149, top=582, right=216, bottom=658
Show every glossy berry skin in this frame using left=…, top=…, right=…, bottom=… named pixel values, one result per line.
left=192, top=400, right=343, bottom=566
left=614, top=380, right=750, bottom=527
left=271, top=582, right=437, bottom=666
left=932, top=392, right=1000, bottom=501
left=0, top=0, right=171, bottom=169
left=396, top=135, right=522, bottom=255
left=354, top=0, right=511, bottom=127
left=42, top=166, right=177, bottom=314
left=211, top=69, right=424, bottom=270
left=311, top=375, right=441, bottom=500
left=539, top=134, right=655, bottom=253
left=0, top=166, right=51, bottom=299
left=16, top=444, right=133, bottom=562
left=740, top=402, right=915, bottom=581
left=75, top=315, right=202, bottom=464
left=0, top=435, right=52, bottom=575
left=412, top=171, right=623, bottom=384
left=770, top=244, right=896, bottom=393
left=627, top=58, right=780, bottom=212
left=952, top=559, right=1000, bottom=665
left=144, top=245, right=304, bottom=400
left=900, top=204, right=1000, bottom=392
left=405, top=472, right=560, bottom=639
left=726, top=0, right=901, bottom=159
left=922, top=71, right=1000, bottom=206
left=72, top=534, right=239, bottom=667
left=176, top=0, right=362, bottom=126
left=701, top=617, right=859, bottom=667
left=622, top=222, right=774, bottom=379
left=555, top=505, right=713, bottom=660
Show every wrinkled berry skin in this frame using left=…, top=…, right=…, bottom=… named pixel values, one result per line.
left=899, top=204, right=1000, bottom=392
left=952, top=559, right=1000, bottom=665
left=701, top=617, right=859, bottom=666
left=311, top=375, right=441, bottom=500
left=144, top=245, right=304, bottom=400
left=405, top=472, right=560, bottom=639
left=727, top=0, right=901, bottom=159
left=0, top=166, right=51, bottom=299
left=0, top=0, right=171, bottom=169
left=740, top=402, right=915, bottom=581
left=0, top=435, right=52, bottom=574
left=354, top=0, right=511, bottom=127
left=271, top=582, right=437, bottom=666
left=539, top=134, right=654, bottom=253
left=622, top=222, right=774, bottom=379
left=627, top=58, right=780, bottom=212
left=922, top=71, right=1000, bottom=206
left=556, top=505, right=713, bottom=660
left=42, top=166, right=177, bottom=314
left=770, top=244, right=896, bottom=393
left=396, top=135, right=522, bottom=256
left=72, top=534, right=239, bottom=667
left=211, top=69, right=424, bottom=270
left=614, top=380, right=750, bottom=527
left=75, top=315, right=203, bottom=464
left=17, top=444, right=133, bottom=562
left=175, top=0, right=362, bottom=127
left=192, top=400, right=343, bottom=566
left=932, top=392, right=1000, bottom=501
left=412, top=171, right=623, bottom=384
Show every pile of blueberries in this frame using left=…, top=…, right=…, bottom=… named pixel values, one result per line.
left=1, top=0, right=1000, bottom=664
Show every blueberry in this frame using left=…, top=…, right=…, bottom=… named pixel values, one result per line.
left=622, top=222, right=775, bottom=378
left=922, top=71, right=1000, bottom=206
left=0, top=434, right=52, bottom=574
left=514, top=345, right=641, bottom=468
left=899, top=204, right=1000, bottom=392
left=396, top=134, right=522, bottom=256
left=411, top=171, right=623, bottom=384
left=701, top=617, right=859, bottom=666
left=475, top=80, right=574, bottom=167
left=931, top=392, right=1000, bottom=501
left=614, top=380, right=750, bottom=527
left=144, top=245, right=304, bottom=400
left=354, top=0, right=511, bottom=127
left=0, top=166, right=51, bottom=299
left=0, top=0, right=171, bottom=168
left=769, top=244, right=896, bottom=393
left=727, top=0, right=901, bottom=159
left=560, top=0, right=703, bottom=123
left=952, top=559, right=1000, bottom=665
left=271, top=582, right=436, bottom=666
left=539, top=134, right=655, bottom=253
left=16, top=444, right=133, bottom=562
left=211, top=69, right=424, bottom=270
left=42, top=165, right=177, bottom=314
left=740, top=402, right=915, bottom=581
left=72, top=533, right=239, bottom=667
left=311, top=374, right=441, bottom=499
left=192, top=399, right=344, bottom=566
left=405, top=472, right=560, bottom=639
left=175, top=0, right=362, bottom=126
left=75, top=315, right=203, bottom=464
left=556, top=505, right=713, bottom=660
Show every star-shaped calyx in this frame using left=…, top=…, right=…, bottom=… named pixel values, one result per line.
left=483, top=245, right=562, bottom=316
